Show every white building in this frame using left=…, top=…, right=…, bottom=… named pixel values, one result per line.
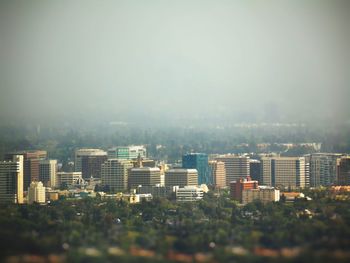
left=28, top=181, right=46, bottom=204
left=39, top=159, right=57, bottom=188
left=242, top=186, right=280, bottom=205
left=176, top=186, right=204, bottom=202
left=0, top=155, right=23, bottom=204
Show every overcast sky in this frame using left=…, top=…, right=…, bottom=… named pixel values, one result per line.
left=0, top=0, right=349, bottom=125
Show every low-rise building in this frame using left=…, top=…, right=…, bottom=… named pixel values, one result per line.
left=242, top=186, right=280, bottom=205
left=176, top=186, right=204, bottom=202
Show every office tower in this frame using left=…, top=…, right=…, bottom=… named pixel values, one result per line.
left=0, top=155, right=23, bottom=204
left=165, top=169, right=198, bottom=188
left=242, top=186, right=280, bottom=205
left=107, top=145, right=146, bottom=160
left=74, top=149, right=107, bottom=179
left=182, top=153, right=210, bottom=185
left=308, top=153, right=343, bottom=187
left=56, top=172, right=83, bottom=188
left=215, top=155, right=250, bottom=186
left=28, top=181, right=46, bottom=204
left=5, top=150, right=47, bottom=191
left=176, top=186, right=204, bottom=202
left=101, top=159, right=134, bottom=192
left=230, top=177, right=258, bottom=202
left=249, top=159, right=261, bottom=183
left=128, top=167, right=161, bottom=189
left=208, top=161, right=226, bottom=188
left=337, top=156, right=350, bottom=185
left=261, top=157, right=306, bottom=189
left=39, top=159, right=57, bottom=188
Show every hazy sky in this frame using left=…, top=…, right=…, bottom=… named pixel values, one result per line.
left=1, top=0, right=349, bottom=125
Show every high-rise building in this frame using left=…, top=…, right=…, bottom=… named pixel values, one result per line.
left=107, top=146, right=146, bottom=160
left=216, top=155, right=250, bottom=186
left=337, top=156, right=350, bottom=186
left=39, top=159, right=57, bottom=188
left=56, top=172, right=83, bottom=188
left=101, top=159, right=134, bottom=192
left=5, top=150, right=47, bottom=191
left=261, top=157, right=306, bottom=189
left=230, top=177, right=258, bottom=202
left=165, top=169, right=198, bottom=188
left=0, top=155, right=23, bottom=204
left=208, top=161, right=226, bottom=188
left=307, top=153, right=343, bottom=187
left=74, top=149, right=107, bottom=179
left=128, top=167, right=161, bottom=189
left=249, top=159, right=261, bottom=183
left=182, top=153, right=210, bottom=185
left=28, top=181, right=46, bottom=204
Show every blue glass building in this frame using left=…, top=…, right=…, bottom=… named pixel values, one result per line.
left=182, top=153, right=211, bottom=185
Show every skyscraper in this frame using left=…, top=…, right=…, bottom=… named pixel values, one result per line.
left=208, top=160, right=226, bottom=188
left=39, top=159, right=57, bottom=188
left=182, top=153, right=210, bottom=185
left=74, top=149, right=107, bottom=179
left=101, top=159, right=134, bottom=192
left=0, top=155, right=23, bottom=204
left=261, top=157, right=306, bottom=189
left=128, top=167, right=161, bottom=189
left=249, top=159, right=261, bottom=183
left=215, top=155, right=250, bottom=186
left=308, top=153, right=343, bottom=187
left=337, top=156, right=350, bottom=186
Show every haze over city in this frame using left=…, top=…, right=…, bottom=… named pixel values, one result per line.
left=1, top=0, right=350, bottom=126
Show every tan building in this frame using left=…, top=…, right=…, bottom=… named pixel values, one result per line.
left=261, top=157, right=306, bottom=189
left=215, top=155, right=250, bottom=186
left=128, top=167, right=161, bottom=189
left=165, top=169, right=198, bottom=188
left=28, top=181, right=46, bottom=204
left=242, top=186, right=280, bottom=205
left=101, top=159, right=134, bottom=192
left=209, top=161, right=226, bottom=188
left=0, top=155, right=24, bottom=204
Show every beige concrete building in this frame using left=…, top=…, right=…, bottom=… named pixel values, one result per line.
left=28, top=181, right=46, bottom=204
left=101, top=159, right=134, bottom=192
left=0, top=155, right=23, bottom=204
left=242, top=186, right=280, bottom=205
left=176, top=186, right=204, bottom=202
left=128, top=167, right=161, bottom=189
left=261, top=157, right=306, bottom=189
left=56, top=172, right=83, bottom=188
left=209, top=160, right=226, bottom=188
left=215, top=155, right=250, bottom=186
left=165, top=169, right=198, bottom=188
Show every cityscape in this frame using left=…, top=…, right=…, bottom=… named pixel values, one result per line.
left=1, top=1, right=350, bottom=263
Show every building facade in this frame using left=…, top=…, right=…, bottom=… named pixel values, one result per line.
left=107, top=145, right=146, bottom=160
left=39, top=159, right=57, bottom=188
left=176, top=186, right=204, bottom=202
left=230, top=177, right=259, bottom=202
left=74, top=149, right=107, bottom=179
left=242, top=186, right=280, bottom=205
left=28, top=181, right=46, bottom=204
left=337, top=156, right=350, bottom=185
left=56, top=172, right=83, bottom=188
left=101, top=159, right=134, bottom=192
left=249, top=159, right=261, bottom=183
left=165, top=169, right=198, bottom=188
left=0, top=155, right=24, bottom=204
left=208, top=161, right=226, bottom=188
left=215, top=155, right=250, bottom=186
left=261, top=157, right=306, bottom=189
left=182, top=153, right=210, bottom=185
left=128, top=167, right=161, bottom=189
